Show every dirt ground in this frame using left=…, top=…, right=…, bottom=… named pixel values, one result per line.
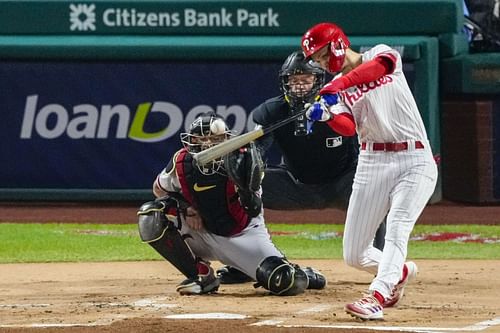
left=0, top=201, right=499, bottom=332
left=0, top=260, right=499, bottom=333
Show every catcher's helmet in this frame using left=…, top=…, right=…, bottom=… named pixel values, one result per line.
left=301, top=22, right=350, bottom=73
left=279, top=51, right=325, bottom=106
left=180, top=112, right=232, bottom=175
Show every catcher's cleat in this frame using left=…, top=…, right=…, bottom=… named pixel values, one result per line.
left=383, top=261, right=418, bottom=308
left=303, top=267, right=327, bottom=290
left=345, top=292, right=384, bottom=320
left=176, top=261, right=220, bottom=295
left=216, top=266, right=253, bottom=284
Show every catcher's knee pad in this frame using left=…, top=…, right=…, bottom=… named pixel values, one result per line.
left=255, top=256, right=308, bottom=296
left=137, top=200, right=171, bottom=242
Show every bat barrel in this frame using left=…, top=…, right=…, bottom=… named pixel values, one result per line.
left=192, top=109, right=305, bottom=165
left=193, top=129, right=264, bottom=165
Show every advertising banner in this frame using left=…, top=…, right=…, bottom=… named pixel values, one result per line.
left=0, top=1, right=461, bottom=35
left=0, top=61, right=281, bottom=189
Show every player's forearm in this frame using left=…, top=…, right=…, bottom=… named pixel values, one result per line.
left=326, top=113, right=356, bottom=136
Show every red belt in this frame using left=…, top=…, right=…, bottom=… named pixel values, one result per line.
left=361, top=141, right=424, bottom=152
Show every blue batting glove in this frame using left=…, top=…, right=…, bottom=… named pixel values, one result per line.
left=321, top=93, right=339, bottom=106
left=305, top=100, right=332, bottom=122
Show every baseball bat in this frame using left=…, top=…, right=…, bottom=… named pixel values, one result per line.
left=193, top=109, right=307, bottom=165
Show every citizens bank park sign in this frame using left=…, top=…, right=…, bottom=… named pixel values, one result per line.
left=69, top=4, right=280, bottom=31
left=0, top=1, right=319, bottom=34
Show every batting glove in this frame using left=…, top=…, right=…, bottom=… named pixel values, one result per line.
left=321, top=93, right=339, bottom=106
left=305, top=101, right=331, bottom=122
left=305, top=94, right=338, bottom=122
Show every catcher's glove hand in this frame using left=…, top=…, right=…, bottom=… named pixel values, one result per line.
left=224, top=142, right=264, bottom=192
left=224, top=142, right=264, bottom=217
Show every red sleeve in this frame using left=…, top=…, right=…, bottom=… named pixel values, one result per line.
left=326, top=113, right=356, bottom=136
left=339, top=56, right=394, bottom=88
left=320, top=55, right=395, bottom=94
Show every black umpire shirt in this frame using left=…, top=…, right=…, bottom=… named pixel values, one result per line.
left=252, top=95, right=359, bottom=184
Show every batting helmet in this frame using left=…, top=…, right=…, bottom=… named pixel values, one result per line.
left=180, top=112, right=232, bottom=174
left=279, top=51, right=325, bottom=106
left=301, top=22, right=350, bottom=73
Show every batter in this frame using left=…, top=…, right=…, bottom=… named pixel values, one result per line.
left=301, top=22, right=438, bottom=320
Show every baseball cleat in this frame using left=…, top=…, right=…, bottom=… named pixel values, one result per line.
left=345, top=293, right=384, bottom=320
left=383, top=261, right=418, bottom=308
left=176, top=277, right=220, bottom=295
left=176, top=261, right=220, bottom=295
left=216, top=266, right=253, bottom=284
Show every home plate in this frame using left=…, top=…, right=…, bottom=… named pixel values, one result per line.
left=165, top=313, right=248, bottom=320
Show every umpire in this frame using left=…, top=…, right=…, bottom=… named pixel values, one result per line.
left=254, top=51, right=358, bottom=211
left=217, top=51, right=386, bottom=283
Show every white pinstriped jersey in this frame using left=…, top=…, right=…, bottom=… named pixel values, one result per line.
left=332, top=44, right=429, bottom=144
left=335, top=45, right=438, bottom=300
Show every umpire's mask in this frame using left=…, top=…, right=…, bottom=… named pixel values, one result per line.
left=280, top=51, right=325, bottom=107
left=279, top=51, right=325, bottom=135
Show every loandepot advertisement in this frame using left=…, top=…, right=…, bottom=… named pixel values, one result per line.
left=0, top=61, right=281, bottom=189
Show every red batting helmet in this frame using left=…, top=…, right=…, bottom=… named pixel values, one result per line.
left=301, top=22, right=350, bottom=73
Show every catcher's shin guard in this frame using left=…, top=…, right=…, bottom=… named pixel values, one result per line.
left=137, top=200, right=198, bottom=279
left=255, top=256, right=308, bottom=296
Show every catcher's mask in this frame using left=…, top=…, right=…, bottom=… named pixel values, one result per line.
left=279, top=51, right=325, bottom=107
left=301, top=22, right=350, bottom=73
left=180, top=112, right=232, bottom=175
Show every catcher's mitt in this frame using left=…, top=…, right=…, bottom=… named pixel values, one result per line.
left=224, top=141, right=264, bottom=192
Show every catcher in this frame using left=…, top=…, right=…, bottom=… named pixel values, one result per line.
left=137, top=112, right=326, bottom=296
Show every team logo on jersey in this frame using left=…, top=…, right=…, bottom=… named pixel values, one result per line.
left=326, top=136, right=342, bottom=148
left=193, top=183, right=217, bottom=192
left=342, top=75, right=393, bottom=106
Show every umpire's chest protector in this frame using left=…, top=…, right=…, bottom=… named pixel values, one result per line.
left=175, top=150, right=250, bottom=237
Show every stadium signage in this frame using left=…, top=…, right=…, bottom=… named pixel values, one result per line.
left=70, top=3, right=279, bottom=31
left=20, top=95, right=249, bottom=142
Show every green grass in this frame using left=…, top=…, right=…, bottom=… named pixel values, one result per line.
left=0, top=223, right=498, bottom=263
left=0, top=223, right=157, bottom=263
left=267, top=224, right=500, bottom=260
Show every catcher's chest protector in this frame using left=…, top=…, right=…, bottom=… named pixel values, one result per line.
left=176, top=150, right=249, bottom=236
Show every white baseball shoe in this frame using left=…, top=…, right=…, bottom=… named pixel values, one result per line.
left=383, top=261, right=418, bottom=308
left=345, top=292, right=384, bottom=320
